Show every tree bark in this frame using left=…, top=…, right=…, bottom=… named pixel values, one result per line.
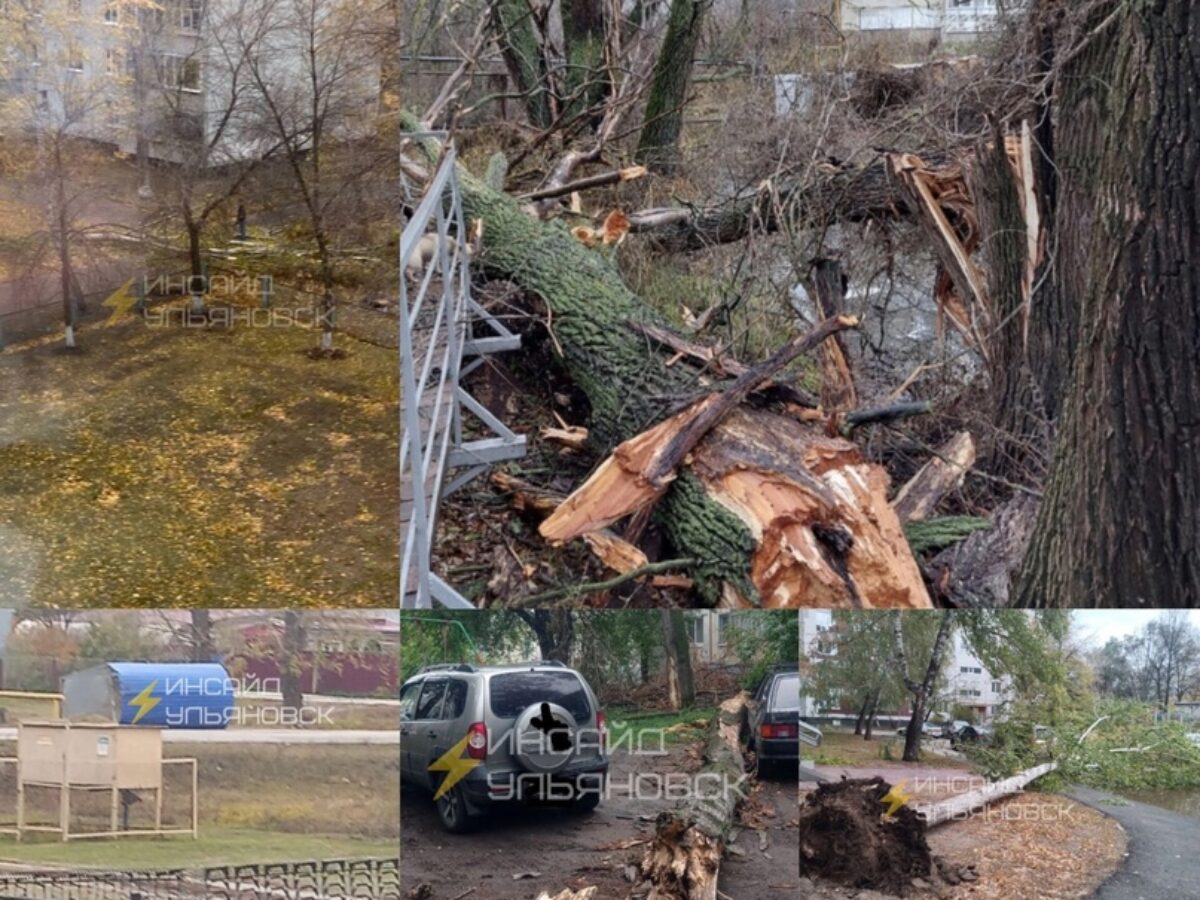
left=853, top=692, right=870, bottom=736
left=895, top=613, right=952, bottom=762
left=561, top=0, right=609, bottom=122
left=490, top=0, right=553, bottom=129
left=639, top=692, right=748, bottom=899
left=661, top=610, right=695, bottom=710
left=863, top=688, right=879, bottom=741
left=918, top=762, right=1056, bottom=826
left=448, top=159, right=929, bottom=608
left=190, top=609, right=214, bottom=662
left=1017, top=0, right=1200, bottom=606
left=281, top=611, right=305, bottom=714
left=810, top=257, right=857, bottom=412
left=634, top=0, right=713, bottom=174
left=629, top=154, right=921, bottom=252
left=516, top=610, right=576, bottom=662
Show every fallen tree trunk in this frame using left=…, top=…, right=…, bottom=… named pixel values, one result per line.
left=627, top=151, right=959, bottom=253
left=917, top=762, right=1057, bottom=827
left=446, top=161, right=930, bottom=608
left=638, top=693, right=749, bottom=900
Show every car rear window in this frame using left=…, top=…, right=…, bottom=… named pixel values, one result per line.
left=489, top=671, right=591, bottom=721
left=770, top=674, right=802, bottom=711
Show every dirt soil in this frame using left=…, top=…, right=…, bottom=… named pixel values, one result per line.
left=400, top=743, right=798, bottom=900
left=798, top=777, right=932, bottom=894
left=795, top=789, right=1126, bottom=899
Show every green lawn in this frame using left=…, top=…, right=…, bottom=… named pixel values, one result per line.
left=0, top=305, right=397, bottom=606
left=812, top=729, right=975, bottom=768
left=0, top=828, right=397, bottom=868
left=606, top=707, right=717, bottom=747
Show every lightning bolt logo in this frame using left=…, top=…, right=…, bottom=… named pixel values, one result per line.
left=102, top=278, right=139, bottom=321
left=128, top=681, right=161, bottom=725
left=881, top=780, right=911, bottom=818
left=429, top=734, right=483, bottom=800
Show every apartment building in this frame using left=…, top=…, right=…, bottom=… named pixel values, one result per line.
left=837, top=0, right=1009, bottom=36
left=2, top=0, right=378, bottom=163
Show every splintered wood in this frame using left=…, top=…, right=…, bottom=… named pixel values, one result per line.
left=887, top=125, right=1043, bottom=358
left=893, top=431, right=976, bottom=523
left=541, top=403, right=930, bottom=608
left=639, top=694, right=749, bottom=900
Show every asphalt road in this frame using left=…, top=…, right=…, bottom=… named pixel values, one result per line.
left=0, top=726, right=398, bottom=745
left=1066, top=786, right=1198, bottom=900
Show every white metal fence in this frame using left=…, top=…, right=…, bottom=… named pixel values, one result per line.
left=400, top=136, right=525, bottom=608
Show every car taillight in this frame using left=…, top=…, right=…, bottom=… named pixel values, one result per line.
left=596, top=710, right=606, bottom=752
left=467, top=722, right=487, bottom=760
left=761, top=723, right=798, bottom=739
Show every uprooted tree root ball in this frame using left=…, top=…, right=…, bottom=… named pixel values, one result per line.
left=798, top=777, right=933, bottom=895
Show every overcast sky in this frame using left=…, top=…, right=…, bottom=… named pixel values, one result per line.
left=1071, top=609, right=1200, bottom=647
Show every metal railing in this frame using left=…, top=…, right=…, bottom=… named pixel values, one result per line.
left=400, top=134, right=525, bottom=609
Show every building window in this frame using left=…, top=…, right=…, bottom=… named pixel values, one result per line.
left=103, top=1, right=118, bottom=23
left=716, top=612, right=731, bottom=646
left=159, top=53, right=201, bottom=92
left=991, top=680, right=1001, bottom=693
left=67, top=43, right=83, bottom=72
left=178, top=0, right=201, bottom=32
left=105, top=47, right=124, bottom=77
left=686, top=614, right=704, bottom=646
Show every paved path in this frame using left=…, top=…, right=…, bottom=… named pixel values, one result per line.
left=1066, top=785, right=1198, bottom=900
left=0, top=726, right=397, bottom=745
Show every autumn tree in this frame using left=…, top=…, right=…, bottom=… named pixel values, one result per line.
left=239, top=0, right=383, bottom=353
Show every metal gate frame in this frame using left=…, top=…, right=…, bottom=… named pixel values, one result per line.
left=400, top=133, right=525, bottom=609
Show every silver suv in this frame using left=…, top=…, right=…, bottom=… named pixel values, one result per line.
left=400, top=661, right=609, bottom=833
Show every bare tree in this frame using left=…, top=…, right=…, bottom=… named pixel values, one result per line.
left=239, top=0, right=382, bottom=352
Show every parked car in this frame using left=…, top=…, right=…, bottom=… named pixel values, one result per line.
left=400, top=661, right=609, bottom=833
left=940, top=719, right=972, bottom=739
left=951, top=723, right=994, bottom=746
left=747, top=665, right=821, bottom=777
left=896, top=719, right=944, bottom=738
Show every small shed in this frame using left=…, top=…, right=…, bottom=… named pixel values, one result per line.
left=63, top=662, right=234, bottom=729
left=19, top=721, right=162, bottom=788
left=10, top=721, right=198, bottom=842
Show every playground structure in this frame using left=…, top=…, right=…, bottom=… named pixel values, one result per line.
left=0, top=721, right=197, bottom=842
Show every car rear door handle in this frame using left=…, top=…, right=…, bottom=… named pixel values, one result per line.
left=426, top=730, right=437, bottom=737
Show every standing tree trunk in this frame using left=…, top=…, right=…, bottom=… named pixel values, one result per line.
left=281, top=611, right=306, bottom=714
left=516, top=610, right=576, bottom=662
left=562, top=0, right=609, bottom=123
left=635, top=0, right=713, bottom=174
left=863, top=688, right=880, bottom=741
left=1017, top=0, right=1200, bottom=605
left=894, top=613, right=952, bottom=762
left=52, top=140, right=76, bottom=350
left=491, top=0, right=553, bottom=129
left=661, top=610, right=695, bottom=711
left=853, top=692, right=870, bottom=736
left=190, top=610, right=214, bottom=662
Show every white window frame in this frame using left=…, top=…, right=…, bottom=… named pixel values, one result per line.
left=103, top=0, right=119, bottom=24
left=178, top=0, right=202, bottom=33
